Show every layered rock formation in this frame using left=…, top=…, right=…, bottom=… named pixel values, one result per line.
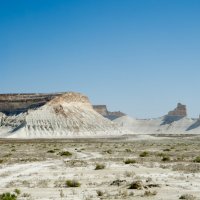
left=114, top=103, right=200, bottom=135
left=0, top=93, right=63, bottom=115
left=93, top=105, right=126, bottom=120
left=93, top=105, right=108, bottom=116
left=114, top=115, right=200, bottom=135
left=167, top=103, right=187, bottom=117
left=0, top=112, right=5, bottom=126
left=0, top=92, right=124, bottom=138
left=0, top=94, right=125, bottom=120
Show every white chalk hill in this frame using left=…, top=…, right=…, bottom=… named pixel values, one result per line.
left=0, top=93, right=124, bottom=138
left=114, top=115, right=200, bottom=134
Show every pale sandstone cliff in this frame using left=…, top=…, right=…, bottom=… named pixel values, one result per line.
left=0, top=93, right=125, bottom=120
left=0, top=92, right=125, bottom=138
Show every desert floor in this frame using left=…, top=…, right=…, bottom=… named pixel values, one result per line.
left=0, top=135, right=200, bottom=200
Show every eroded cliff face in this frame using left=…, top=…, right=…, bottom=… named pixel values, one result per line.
left=93, top=105, right=126, bottom=120
left=0, top=93, right=126, bottom=120
left=168, top=103, right=187, bottom=117
left=0, top=92, right=124, bottom=138
left=114, top=103, right=197, bottom=134
left=0, top=93, right=64, bottom=115
left=93, top=105, right=108, bottom=116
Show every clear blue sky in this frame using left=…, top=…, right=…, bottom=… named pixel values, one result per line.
left=1, top=0, right=200, bottom=118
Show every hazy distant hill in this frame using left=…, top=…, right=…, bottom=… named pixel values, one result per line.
left=114, top=103, right=200, bottom=134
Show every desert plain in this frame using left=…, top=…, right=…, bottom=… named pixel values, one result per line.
left=0, top=135, right=199, bottom=200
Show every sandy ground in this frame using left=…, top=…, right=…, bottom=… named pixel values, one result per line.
left=0, top=136, right=200, bottom=200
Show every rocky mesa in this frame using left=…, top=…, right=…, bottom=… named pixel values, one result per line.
left=0, top=92, right=125, bottom=138
left=0, top=93, right=125, bottom=120
left=167, top=103, right=187, bottom=117
left=93, top=105, right=126, bottom=120
left=114, top=103, right=200, bottom=134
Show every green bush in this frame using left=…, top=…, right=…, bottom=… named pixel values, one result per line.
left=162, top=156, right=170, bottom=162
left=124, top=159, right=136, bottom=164
left=0, top=192, right=17, bottom=200
left=66, top=180, right=81, bottom=187
left=96, top=190, right=104, bottom=196
left=59, top=151, right=72, bottom=156
left=129, top=181, right=143, bottom=190
left=47, top=150, right=55, bottom=153
left=193, top=156, right=200, bottom=163
left=14, top=189, right=20, bottom=196
left=179, top=194, right=196, bottom=199
left=125, top=149, right=132, bottom=153
left=140, top=151, right=149, bottom=157
left=163, top=148, right=171, bottom=152
left=106, top=149, right=112, bottom=154
left=95, top=163, right=105, bottom=170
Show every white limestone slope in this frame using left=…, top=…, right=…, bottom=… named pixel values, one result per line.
left=0, top=93, right=126, bottom=138
left=114, top=115, right=200, bottom=134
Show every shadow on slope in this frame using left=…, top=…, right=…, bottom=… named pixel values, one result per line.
left=161, top=116, right=184, bottom=126
left=186, top=120, right=200, bottom=131
left=11, top=122, right=26, bottom=133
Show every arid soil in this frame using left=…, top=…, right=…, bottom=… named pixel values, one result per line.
left=0, top=136, right=200, bottom=200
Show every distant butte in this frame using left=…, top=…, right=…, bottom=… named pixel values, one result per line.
left=167, top=103, right=187, bottom=117
left=93, top=105, right=126, bottom=120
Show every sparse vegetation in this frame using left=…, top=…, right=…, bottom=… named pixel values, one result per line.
left=140, top=151, right=149, bottom=157
left=162, top=156, right=170, bottom=162
left=179, top=194, right=196, bottom=200
left=143, top=190, right=157, bottom=196
left=106, top=149, right=112, bottom=154
left=47, top=150, right=55, bottom=153
left=14, top=189, right=20, bottom=196
left=66, top=180, right=81, bottom=187
left=193, top=156, right=200, bottom=163
left=129, top=181, right=143, bottom=190
left=3, top=154, right=12, bottom=158
left=157, top=152, right=166, bottom=157
left=59, top=151, right=72, bottom=156
left=0, top=138, right=199, bottom=199
left=96, top=190, right=104, bottom=197
left=21, top=193, right=31, bottom=198
left=111, top=179, right=126, bottom=186
left=0, top=192, right=17, bottom=200
left=124, top=158, right=136, bottom=164
left=59, top=190, right=64, bottom=198
left=124, top=171, right=135, bottom=177
left=172, top=163, right=200, bottom=173
left=125, top=148, right=132, bottom=152
left=95, top=163, right=105, bottom=170
left=163, top=148, right=171, bottom=152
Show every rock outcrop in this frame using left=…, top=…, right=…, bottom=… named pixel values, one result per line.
left=167, top=103, right=187, bottom=117
left=0, top=94, right=126, bottom=120
left=114, top=103, right=195, bottom=135
left=0, top=92, right=124, bottom=138
left=93, top=105, right=126, bottom=120
left=0, top=112, right=5, bottom=126
left=114, top=115, right=200, bottom=134
left=93, top=105, right=108, bottom=116
left=0, top=93, right=64, bottom=115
